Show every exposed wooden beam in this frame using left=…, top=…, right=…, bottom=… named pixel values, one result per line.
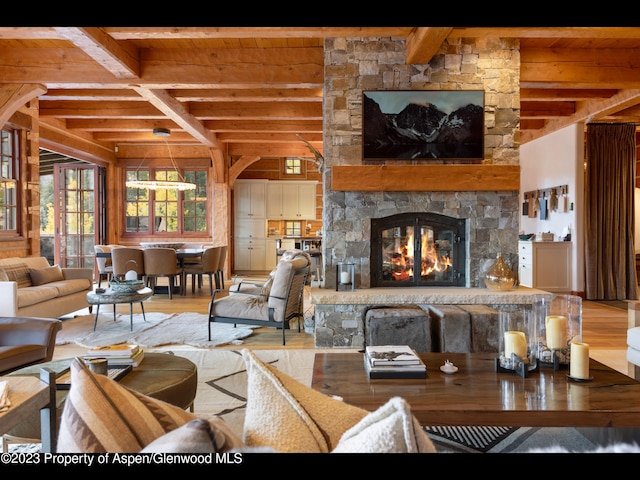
left=170, top=88, right=323, bottom=103
left=104, top=27, right=414, bottom=40
left=0, top=83, right=47, bottom=129
left=130, top=87, right=220, bottom=149
left=521, top=48, right=640, bottom=89
left=53, top=27, right=140, bottom=79
left=0, top=47, right=324, bottom=88
left=405, top=27, right=452, bottom=64
left=521, top=88, right=640, bottom=143
left=332, top=165, right=520, bottom=192
left=520, top=88, right=618, bottom=101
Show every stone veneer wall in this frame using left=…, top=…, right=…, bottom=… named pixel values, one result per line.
left=314, top=36, right=522, bottom=348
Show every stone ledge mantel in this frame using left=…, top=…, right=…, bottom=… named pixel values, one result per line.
left=309, top=286, right=553, bottom=306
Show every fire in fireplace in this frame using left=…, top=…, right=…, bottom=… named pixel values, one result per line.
left=370, top=212, right=466, bottom=287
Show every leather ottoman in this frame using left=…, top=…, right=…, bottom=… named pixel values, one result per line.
left=3, top=352, right=197, bottom=446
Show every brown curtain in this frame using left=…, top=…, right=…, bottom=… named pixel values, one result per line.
left=585, top=123, right=638, bottom=300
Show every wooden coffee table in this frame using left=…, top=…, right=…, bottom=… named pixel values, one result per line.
left=0, top=370, right=56, bottom=452
left=311, top=352, right=640, bottom=428
left=86, top=287, right=153, bottom=331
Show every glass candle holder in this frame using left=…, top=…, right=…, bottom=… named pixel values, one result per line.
left=497, top=309, right=537, bottom=377
left=336, top=263, right=355, bottom=291
left=533, top=294, right=582, bottom=370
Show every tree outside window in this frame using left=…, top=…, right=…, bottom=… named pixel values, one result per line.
left=0, top=128, right=18, bottom=233
left=125, top=167, right=208, bottom=235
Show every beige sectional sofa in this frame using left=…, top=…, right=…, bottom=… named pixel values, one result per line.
left=0, top=256, right=93, bottom=318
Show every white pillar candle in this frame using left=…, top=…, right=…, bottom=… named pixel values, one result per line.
left=504, top=331, right=527, bottom=359
left=340, top=271, right=351, bottom=284
left=570, top=341, right=590, bottom=379
left=545, top=315, right=568, bottom=350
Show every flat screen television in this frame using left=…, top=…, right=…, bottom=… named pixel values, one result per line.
left=362, top=90, right=484, bottom=163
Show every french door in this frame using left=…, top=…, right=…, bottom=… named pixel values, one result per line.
left=53, top=164, right=105, bottom=275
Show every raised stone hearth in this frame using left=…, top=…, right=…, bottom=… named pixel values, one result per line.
left=309, top=286, right=552, bottom=348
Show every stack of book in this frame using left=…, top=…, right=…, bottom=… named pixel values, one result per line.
left=84, top=344, right=145, bottom=367
left=364, top=345, right=426, bottom=379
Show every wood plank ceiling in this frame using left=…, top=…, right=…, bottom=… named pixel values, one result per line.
left=2, top=26, right=640, bottom=172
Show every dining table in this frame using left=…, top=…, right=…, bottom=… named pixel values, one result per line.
left=95, top=247, right=205, bottom=293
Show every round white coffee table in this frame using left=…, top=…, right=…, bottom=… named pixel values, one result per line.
left=86, top=287, right=153, bottom=331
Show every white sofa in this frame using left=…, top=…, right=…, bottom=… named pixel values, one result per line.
left=0, top=256, right=93, bottom=318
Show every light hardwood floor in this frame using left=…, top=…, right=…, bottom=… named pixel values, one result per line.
left=57, top=278, right=631, bottom=375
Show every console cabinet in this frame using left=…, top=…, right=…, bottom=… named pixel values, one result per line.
left=518, top=240, right=571, bottom=292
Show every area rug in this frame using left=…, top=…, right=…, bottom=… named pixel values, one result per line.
left=55, top=312, right=257, bottom=348
left=424, top=425, right=598, bottom=453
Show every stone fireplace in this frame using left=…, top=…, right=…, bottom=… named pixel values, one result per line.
left=310, top=36, right=523, bottom=347
left=371, top=212, right=466, bottom=287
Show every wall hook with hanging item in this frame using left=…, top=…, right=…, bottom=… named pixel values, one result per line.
left=522, top=192, right=529, bottom=216
left=523, top=185, right=569, bottom=215
left=538, top=191, right=548, bottom=220
left=549, top=187, right=558, bottom=212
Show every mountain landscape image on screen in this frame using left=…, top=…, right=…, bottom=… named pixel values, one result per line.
left=363, top=92, right=484, bottom=161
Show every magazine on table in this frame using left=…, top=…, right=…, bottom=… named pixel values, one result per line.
left=365, top=345, right=422, bottom=366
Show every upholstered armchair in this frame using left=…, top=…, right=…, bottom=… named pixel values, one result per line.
left=209, top=251, right=310, bottom=345
left=0, top=316, right=63, bottom=375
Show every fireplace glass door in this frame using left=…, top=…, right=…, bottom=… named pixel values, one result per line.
left=371, top=213, right=466, bottom=287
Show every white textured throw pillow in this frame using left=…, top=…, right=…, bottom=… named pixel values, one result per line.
left=332, top=396, right=436, bottom=453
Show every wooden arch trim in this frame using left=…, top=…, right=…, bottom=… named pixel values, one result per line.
left=229, top=155, right=260, bottom=186
left=0, top=84, right=47, bottom=128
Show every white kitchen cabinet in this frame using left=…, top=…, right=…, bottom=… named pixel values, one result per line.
left=266, top=181, right=317, bottom=220
left=235, top=218, right=266, bottom=239
left=235, top=180, right=268, bottom=271
left=235, top=180, right=267, bottom=220
left=234, top=238, right=266, bottom=271
left=518, top=241, right=571, bottom=292
left=265, top=238, right=278, bottom=270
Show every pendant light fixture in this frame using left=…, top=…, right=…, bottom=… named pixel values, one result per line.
left=125, top=128, right=196, bottom=191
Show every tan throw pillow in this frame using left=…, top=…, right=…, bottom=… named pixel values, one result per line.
left=140, top=418, right=238, bottom=453
left=29, top=265, right=64, bottom=286
left=3, top=263, right=32, bottom=288
left=0, top=267, right=8, bottom=282
left=57, top=357, right=244, bottom=453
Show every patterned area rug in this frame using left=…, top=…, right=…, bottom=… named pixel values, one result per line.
left=424, top=425, right=598, bottom=453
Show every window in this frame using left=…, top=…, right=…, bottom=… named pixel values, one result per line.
left=0, top=128, right=18, bottom=233
left=285, top=221, right=302, bottom=236
left=125, top=167, right=208, bottom=235
left=284, top=157, right=302, bottom=175
left=281, top=157, right=306, bottom=178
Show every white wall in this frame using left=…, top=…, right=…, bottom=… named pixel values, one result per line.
left=520, top=123, right=585, bottom=294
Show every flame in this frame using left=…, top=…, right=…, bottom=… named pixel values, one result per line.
left=386, top=229, right=452, bottom=281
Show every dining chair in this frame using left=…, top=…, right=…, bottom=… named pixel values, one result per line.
left=214, top=245, right=228, bottom=290
left=94, top=245, right=114, bottom=287
left=111, top=247, right=145, bottom=282
left=182, top=246, right=221, bottom=295
left=143, top=247, right=184, bottom=299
